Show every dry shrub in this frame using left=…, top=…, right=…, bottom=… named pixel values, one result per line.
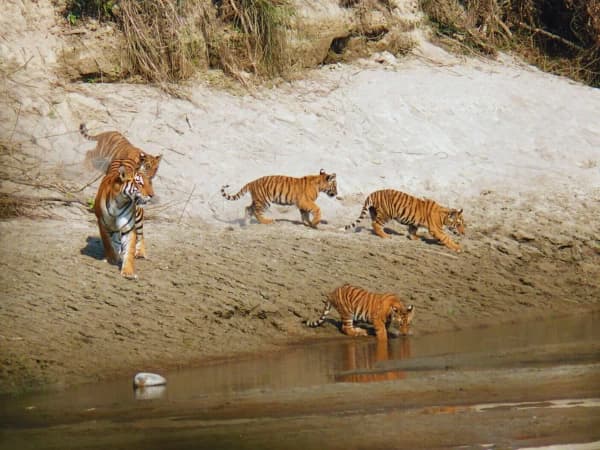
left=421, top=0, right=600, bottom=86
left=116, top=0, right=293, bottom=85
left=214, top=0, right=293, bottom=78
left=119, top=0, right=209, bottom=83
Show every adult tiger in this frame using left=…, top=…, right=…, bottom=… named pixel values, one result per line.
left=221, top=169, right=337, bottom=228
left=345, top=189, right=465, bottom=252
left=80, top=123, right=162, bottom=179
left=304, top=284, right=414, bottom=342
left=94, top=159, right=154, bottom=279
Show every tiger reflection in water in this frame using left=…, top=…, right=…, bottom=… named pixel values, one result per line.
left=334, top=338, right=411, bottom=383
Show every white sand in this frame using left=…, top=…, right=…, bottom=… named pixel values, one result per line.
left=2, top=3, right=599, bottom=228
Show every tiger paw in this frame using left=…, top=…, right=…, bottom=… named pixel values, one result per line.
left=135, top=250, right=147, bottom=259
left=106, top=256, right=120, bottom=265
left=120, top=267, right=138, bottom=279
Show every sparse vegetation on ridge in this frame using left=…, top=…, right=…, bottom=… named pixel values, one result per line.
left=61, top=0, right=599, bottom=87
left=420, top=0, right=600, bottom=87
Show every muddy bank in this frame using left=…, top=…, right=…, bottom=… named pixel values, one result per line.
left=1, top=313, right=599, bottom=449
left=1, top=191, right=599, bottom=395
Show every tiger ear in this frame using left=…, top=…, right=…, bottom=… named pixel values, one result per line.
left=458, top=208, right=463, bottom=214
left=118, top=165, right=127, bottom=181
left=407, top=305, right=414, bottom=312
left=320, top=169, right=325, bottom=175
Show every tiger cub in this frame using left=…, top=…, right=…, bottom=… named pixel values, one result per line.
left=305, top=284, right=414, bottom=341
left=345, top=189, right=465, bottom=252
left=80, top=123, right=162, bottom=179
left=94, top=159, right=154, bottom=279
left=221, top=169, right=337, bottom=228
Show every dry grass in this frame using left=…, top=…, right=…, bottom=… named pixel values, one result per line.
left=420, top=0, right=600, bottom=87
left=119, top=0, right=209, bottom=84
left=116, top=0, right=294, bottom=85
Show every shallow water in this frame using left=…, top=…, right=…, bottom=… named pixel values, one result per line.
left=1, top=313, right=599, bottom=449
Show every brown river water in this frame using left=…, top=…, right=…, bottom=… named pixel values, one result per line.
left=1, top=313, right=599, bottom=450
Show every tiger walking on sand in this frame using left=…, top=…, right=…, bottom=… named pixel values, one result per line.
left=345, top=189, right=465, bottom=252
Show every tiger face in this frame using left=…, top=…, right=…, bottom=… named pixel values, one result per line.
left=319, top=169, right=338, bottom=198
left=446, top=208, right=465, bottom=235
left=392, top=304, right=415, bottom=336
left=118, top=166, right=154, bottom=205
left=139, top=153, right=162, bottom=180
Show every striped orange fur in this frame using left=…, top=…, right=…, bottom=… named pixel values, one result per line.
left=305, top=284, right=414, bottom=341
left=345, top=189, right=465, bottom=252
left=80, top=123, right=162, bottom=179
left=221, top=169, right=337, bottom=228
left=94, top=159, right=155, bottom=279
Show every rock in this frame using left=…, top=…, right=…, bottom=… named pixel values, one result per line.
left=133, top=372, right=167, bottom=388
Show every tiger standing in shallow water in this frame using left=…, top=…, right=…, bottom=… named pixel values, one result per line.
left=80, top=123, right=162, bottom=179
left=94, top=159, right=154, bottom=279
left=345, top=189, right=465, bottom=252
left=221, top=169, right=337, bottom=228
left=305, top=284, right=414, bottom=342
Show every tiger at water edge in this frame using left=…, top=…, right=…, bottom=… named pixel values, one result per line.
left=80, top=123, right=162, bottom=179
left=220, top=169, right=338, bottom=228
left=304, top=284, right=414, bottom=342
left=94, top=158, right=155, bottom=279
left=345, top=189, right=465, bottom=252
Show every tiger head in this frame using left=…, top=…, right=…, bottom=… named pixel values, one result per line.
left=139, top=152, right=163, bottom=180
left=319, top=169, right=338, bottom=197
left=118, top=165, right=154, bottom=205
left=391, top=303, right=415, bottom=336
left=446, top=208, right=465, bottom=235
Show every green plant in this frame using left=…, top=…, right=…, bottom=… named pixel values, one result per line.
left=65, top=0, right=117, bottom=21
left=67, top=12, right=78, bottom=25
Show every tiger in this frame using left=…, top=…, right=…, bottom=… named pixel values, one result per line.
left=220, top=169, right=338, bottom=228
left=80, top=123, right=162, bottom=179
left=344, top=189, right=465, bottom=252
left=304, top=284, right=415, bottom=342
left=94, top=158, right=155, bottom=279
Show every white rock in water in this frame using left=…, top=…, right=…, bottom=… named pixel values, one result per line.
left=133, top=372, right=167, bottom=388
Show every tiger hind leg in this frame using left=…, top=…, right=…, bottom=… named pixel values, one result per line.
left=135, top=234, right=146, bottom=259
left=98, top=222, right=120, bottom=265
left=372, top=220, right=390, bottom=239
left=341, top=318, right=368, bottom=337
left=251, top=203, right=274, bottom=224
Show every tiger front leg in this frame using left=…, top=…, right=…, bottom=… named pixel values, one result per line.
left=373, top=319, right=389, bottom=342
left=431, top=228, right=461, bottom=252
left=120, top=230, right=138, bottom=279
left=407, top=224, right=420, bottom=240
left=300, top=201, right=321, bottom=228
left=98, top=221, right=120, bottom=265
left=135, top=207, right=147, bottom=259
left=299, top=209, right=311, bottom=227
